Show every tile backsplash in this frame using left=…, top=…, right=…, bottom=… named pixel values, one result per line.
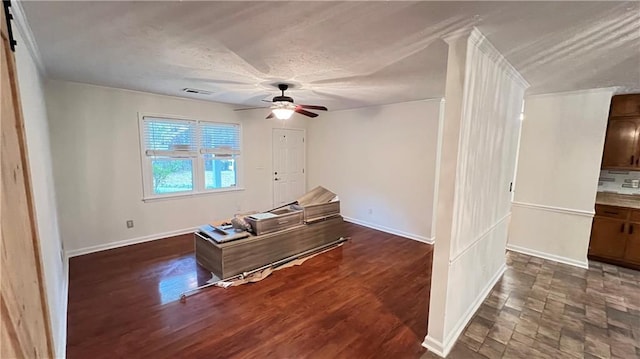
left=598, top=170, right=640, bottom=195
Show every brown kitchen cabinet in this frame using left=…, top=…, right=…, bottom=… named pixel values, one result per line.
left=601, top=94, right=640, bottom=170
left=624, top=225, right=640, bottom=263
left=589, top=204, right=640, bottom=269
left=601, top=118, right=640, bottom=169
left=589, top=217, right=628, bottom=259
left=610, top=94, right=640, bottom=117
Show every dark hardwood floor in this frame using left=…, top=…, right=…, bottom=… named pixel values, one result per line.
left=67, top=223, right=433, bottom=358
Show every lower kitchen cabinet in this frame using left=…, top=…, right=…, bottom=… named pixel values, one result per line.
left=588, top=204, right=640, bottom=270
left=624, top=227, right=640, bottom=263
left=590, top=217, right=628, bottom=259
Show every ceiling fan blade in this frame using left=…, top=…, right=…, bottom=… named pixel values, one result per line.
left=295, top=108, right=319, bottom=118
left=261, top=99, right=273, bottom=103
left=298, top=104, right=328, bottom=111
left=234, top=107, right=269, bottom=112
left=266, top=112, right=274, bottom=119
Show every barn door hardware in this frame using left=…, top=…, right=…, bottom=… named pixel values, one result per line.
left=3, top=0, right=17, bottom=52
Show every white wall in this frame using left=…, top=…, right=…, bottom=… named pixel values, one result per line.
left=508, top=88, right=614, bottom=268
left=13, top=16, right=67, bottom=358
left=425, top=29, right=528, bottom=357
left=306, top=99, right=442, bottom=242
left=45, top=80, right=309, bottom=254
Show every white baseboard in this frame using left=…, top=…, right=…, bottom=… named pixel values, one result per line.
left=422, top=263, right=506, bottom=357
left=506, top=243, right=589, bottom=269
left=58, top=255, right=69, bottom=359
left=343, top=216, right=434, bottom=244
left=65, top=227, right=198, bottom=257
left=422, top=335, right=446, bottom=357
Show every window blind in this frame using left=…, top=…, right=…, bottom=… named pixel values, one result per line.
left=199, top=122, right=240, bottom=155
left=143, top=117, right=197, bottom=157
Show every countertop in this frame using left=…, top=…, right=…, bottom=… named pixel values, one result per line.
left=596, top=192, right=640, bottom=210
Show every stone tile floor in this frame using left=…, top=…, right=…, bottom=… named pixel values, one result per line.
left=423, top=251, right=640, bottom=358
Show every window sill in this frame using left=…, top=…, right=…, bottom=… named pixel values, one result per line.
left=142, top=187, right=245, bottom=203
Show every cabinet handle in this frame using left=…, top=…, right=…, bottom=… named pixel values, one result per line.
left=632, top=155, right=635, bottom=165
left=621, top=223, right=626, bottom=232
left=636, top=157, right=638, bottom=166
left=604, top=211, right=619, bottom=215
left=630, top=224, right=634, bottom=235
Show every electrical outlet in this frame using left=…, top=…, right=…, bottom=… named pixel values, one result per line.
left=126, top=220, right=134, bottom=229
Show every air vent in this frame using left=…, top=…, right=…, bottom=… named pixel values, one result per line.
left=182, top=88, right=213, bottom=95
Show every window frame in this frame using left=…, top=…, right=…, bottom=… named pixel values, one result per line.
left=138, top=112, right=244, bottom=202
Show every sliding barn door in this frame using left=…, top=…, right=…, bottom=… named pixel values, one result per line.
left=1, top=3, right=54, bottom=358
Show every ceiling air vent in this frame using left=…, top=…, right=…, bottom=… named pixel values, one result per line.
left=182, top=88, right=213, bottom=95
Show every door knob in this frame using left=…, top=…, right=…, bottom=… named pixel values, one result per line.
left=275, top=178, right=280, bottom=181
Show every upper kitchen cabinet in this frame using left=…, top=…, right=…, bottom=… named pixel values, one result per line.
left=601, top=94, right=640, bottom=170
left=601, top=118, right=640, bottom=169
left=610, top=94, right=640, bottom=117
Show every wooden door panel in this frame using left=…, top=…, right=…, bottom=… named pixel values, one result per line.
left=272, top=129, right=289, bottom=206
left=601, top=119, right=639, bottom=168
left=0, top=314, right=21, bottom=358
left=285, top=129, right=305, bottom=201
left=272, top=129, right=305, bottom=207
left=624, top=223, right=640, bottom=264
left=610, top=95, right=640, bottom=117
left=589, top=217, right=627, bottom=259
left=1, top=3, right=53, bottom=357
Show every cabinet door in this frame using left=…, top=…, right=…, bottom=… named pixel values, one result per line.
left=601, top=119, right=639, bottom=168
left=610, top=95, right=640, bottom=117
left=589, top=217, right=627, bottom=259
left=624, top=223, right=640, bottom=264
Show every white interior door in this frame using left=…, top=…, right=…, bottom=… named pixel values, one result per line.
left=273, top=128, right=306, bottom=207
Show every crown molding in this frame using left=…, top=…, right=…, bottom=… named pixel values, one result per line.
left=468, top=27, right=530, bottom=90
left=440, top=27, right=529, bottom=90
left=440, top=27, right=473, bottom=44
left=525, top=87, right=619, bottom=99
left=11, top=0, right=47, bottom=75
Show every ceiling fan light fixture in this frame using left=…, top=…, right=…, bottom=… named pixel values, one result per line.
left=272, top=108, right=294, bottom=120
left=246, top=84, right=325, bottom=120
left=271, top=101, right=295, bottom=120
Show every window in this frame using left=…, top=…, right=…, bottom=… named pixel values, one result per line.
left=140, top=116, right=241, bottom=200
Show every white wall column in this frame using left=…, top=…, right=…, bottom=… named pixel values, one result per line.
left=423, top=31, right=468, bottom=355
left=423, top=28, right=528, bottom=357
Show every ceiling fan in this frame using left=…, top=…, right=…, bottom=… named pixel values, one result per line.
left=235, top=84, right=328, bottom=120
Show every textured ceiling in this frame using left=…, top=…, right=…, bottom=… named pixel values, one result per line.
left=22, top=1, right=640, bottom=110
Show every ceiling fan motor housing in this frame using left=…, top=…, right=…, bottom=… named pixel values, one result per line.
left=273, top=95, right=294, bottom=103
left=273, top=84, right=293, bottom=103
